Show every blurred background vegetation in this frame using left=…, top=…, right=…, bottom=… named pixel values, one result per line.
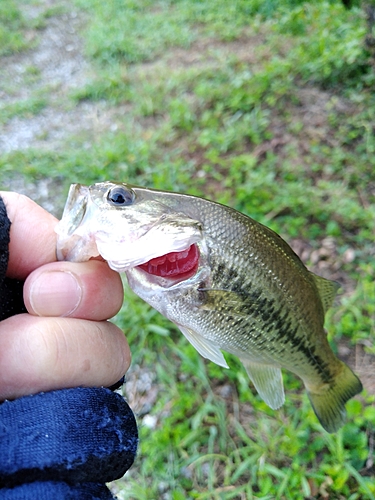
left=1, top=0, right=375, bottom=498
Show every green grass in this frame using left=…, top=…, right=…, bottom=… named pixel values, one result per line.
left=0, top=0, right=51, bottom=57
left=0, top=0, right=30, bottom=56
left=0, top=95, right=48, bottom=124
left=1, top=0, right=375, bottom=498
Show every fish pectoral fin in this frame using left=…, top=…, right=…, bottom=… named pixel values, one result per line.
left=241, top=359, right=285, bottom=410
left=198, top=289, right=249, bottom=316
left=310, top=272, right=340, bottom=314
left=178, top=326, right=229, bottom=369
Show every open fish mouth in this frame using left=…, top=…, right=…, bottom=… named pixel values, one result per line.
left=55, top=182, right=204, bottom=272
left=137, top=244, right=199, bottom=278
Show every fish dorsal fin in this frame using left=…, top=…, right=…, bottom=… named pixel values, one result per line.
left=241, top=359, right=285, bottom=410
left=310, top=272, right=340, bottom=314
left=178, top=326, right=229, bottom=369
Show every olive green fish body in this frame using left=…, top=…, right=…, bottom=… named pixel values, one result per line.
left=56, top=183, right=362, bottom=432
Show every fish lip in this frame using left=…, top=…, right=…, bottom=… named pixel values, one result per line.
left=55, top=184, right=96, bottom=261
left=105, top=241, right=199, bottom=273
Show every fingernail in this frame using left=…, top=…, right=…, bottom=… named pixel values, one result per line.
left=29, top=271, right=82, bottom=317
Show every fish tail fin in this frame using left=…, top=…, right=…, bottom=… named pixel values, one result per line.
left=307, top=361, right=362, bottom=433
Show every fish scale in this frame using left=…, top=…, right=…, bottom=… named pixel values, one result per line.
left=56, top=181, right=363, bottom=432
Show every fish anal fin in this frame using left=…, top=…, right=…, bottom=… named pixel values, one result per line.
left=310, top=272, right=340, bottom=314
left=241, top=359, right=285, bottom=410
left=178, top=325, right=229, bottom=369
left=307, top=361, right=363, bottom=433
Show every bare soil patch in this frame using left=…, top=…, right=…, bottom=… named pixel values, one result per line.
left=0, top=1, right=126, bottom=156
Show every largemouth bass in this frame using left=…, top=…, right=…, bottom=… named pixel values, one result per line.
left=56, top=181, right=362, bottom=432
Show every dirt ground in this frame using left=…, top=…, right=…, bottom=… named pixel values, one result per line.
left=1, top=1, right=120, bottom=151
left=1, top=0, right=126, bottom=213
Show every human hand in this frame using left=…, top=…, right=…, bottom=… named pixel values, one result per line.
left=0, top=192, right=130, bottom=401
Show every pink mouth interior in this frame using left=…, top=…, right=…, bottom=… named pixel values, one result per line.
left=138, top=244, right=199, bottom=278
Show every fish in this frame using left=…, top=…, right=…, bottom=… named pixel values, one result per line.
left=55, top=181, right=363, bottom=432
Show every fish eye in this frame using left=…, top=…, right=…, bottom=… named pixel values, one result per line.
left=107, top=186, right=135, bottom=206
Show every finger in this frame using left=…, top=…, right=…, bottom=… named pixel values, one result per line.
left=24, top=260, right=124, bottom=320
left=0, top=314, right=130, bottom=400
left=0, top=192, right=58, bottom=279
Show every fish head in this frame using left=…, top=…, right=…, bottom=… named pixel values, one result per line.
left=55, top=181, right=204, bottom=272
